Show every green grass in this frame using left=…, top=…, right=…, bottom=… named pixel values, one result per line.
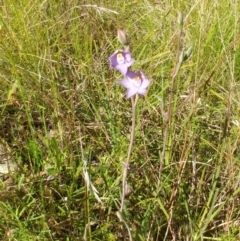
left=0, top=0, right=240, bottom=240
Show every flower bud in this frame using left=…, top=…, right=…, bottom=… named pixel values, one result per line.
left=184, top=45, right=193, bottom=60
left=117, top=30, right=128, bottom=45
left=179, top=50, right=184, bottom=64
left=177, top=12, right=183, bottom=28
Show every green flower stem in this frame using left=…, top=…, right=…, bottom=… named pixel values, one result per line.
left=118, top=94, right=138, bottom=241
left=159, top=13, right=183, bottom=178
left=120, top=94, right=139, bottom=213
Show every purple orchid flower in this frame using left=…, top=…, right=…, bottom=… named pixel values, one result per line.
left=109, top=50, right=135, bottom=75
left=118, top=70, right=150, bottom=99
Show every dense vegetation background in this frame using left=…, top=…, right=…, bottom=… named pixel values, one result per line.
left=0, top=0, right=240, bottom=240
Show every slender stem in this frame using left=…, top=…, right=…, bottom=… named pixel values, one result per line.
left=78, top=126, right=92, bottom=241
left=120, top=94, right=138, bottom=212
left=85, top=184, right=92, bottom=241
left=159, top=20, right=183, bottom=179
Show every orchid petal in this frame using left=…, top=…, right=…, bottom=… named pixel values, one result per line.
left=116, top=64, right=129, bottom=75
left=109, top=50, right=134, bottom=75
left=140, top=78, right=151, bottom=89
left=118, top=79, right=133, bottom=88
left=126, top=87, right=138, bottom=99
left=137, top=88, right=147, bottom=95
